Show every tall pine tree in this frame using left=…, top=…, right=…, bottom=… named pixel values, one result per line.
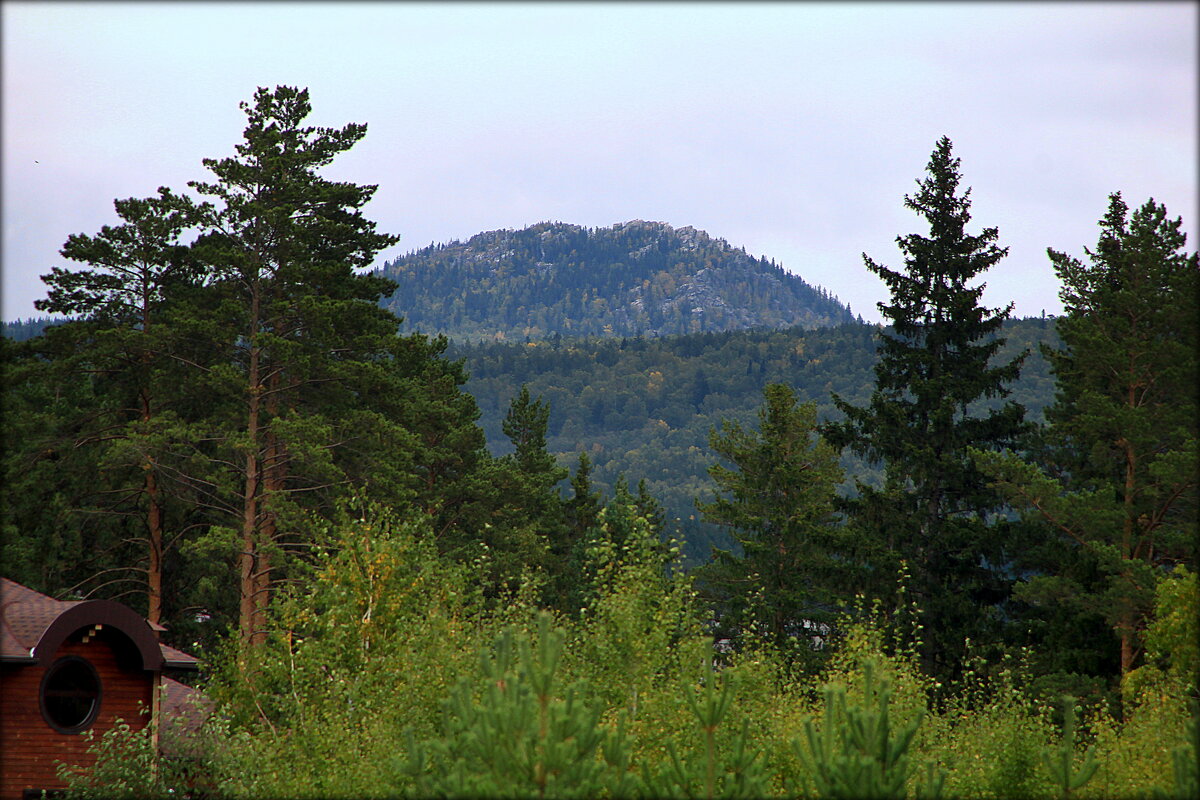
left=824, top=137, right=1028, bottom=680
left=183, top=86, right=400, bottom=646
left=30, top=190, right=197, bottom=623
left=977, top=193, right=1198, bottom=678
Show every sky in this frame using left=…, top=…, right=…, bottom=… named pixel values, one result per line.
left=2, top=1, right=1196, bottom=324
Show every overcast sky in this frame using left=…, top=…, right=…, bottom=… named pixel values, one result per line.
left=3, top=1, right=1195, bottom=323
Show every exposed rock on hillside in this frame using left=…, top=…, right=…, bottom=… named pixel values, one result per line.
left=379, top=220, right=855, bottom=341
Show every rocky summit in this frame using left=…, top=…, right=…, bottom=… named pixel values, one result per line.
left=377, top=220, right=855, bottom=341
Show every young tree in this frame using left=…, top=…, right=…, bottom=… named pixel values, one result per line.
left=501, top=385, right=566, bottom=488
left=544, top=451, right=605, bottom=614
left=565, top=451, right=603, bottom=541
left=976, top=193, right=1198, bottom=676
left=483, top=385, right=569, bottom=592
left=697, top=383, right=846, bottom=657
left=823, top=137, right=1028, bottom=679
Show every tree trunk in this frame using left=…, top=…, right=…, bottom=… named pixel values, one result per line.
left=139, top=287, right=165, bottom=627
left=239, top=290, right=264, bottom=649
left=1118, top=373, right=1138, bottom=675
left=252, top=429, right=284, bottom=647
left=140, top=381, right=164, bottom=626
left=146, top=465, right=163, bottom=626
left=1119, top=616, right=1136, bottom=675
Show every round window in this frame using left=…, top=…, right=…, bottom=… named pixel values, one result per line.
left=40, top=656, right=101, bottom=733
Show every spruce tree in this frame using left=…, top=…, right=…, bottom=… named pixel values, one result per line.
left=698, top=383, right=846, bottom=659
left=824, top=137, right=1028, bottom=679
left=544, top=451, right=605, bottom=613
left=482, top=385, right=569, bottom=595
left=565, top=451, right=603, bottom=540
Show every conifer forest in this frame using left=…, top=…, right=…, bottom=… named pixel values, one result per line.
left=4, top=87, right=1196, bottom=798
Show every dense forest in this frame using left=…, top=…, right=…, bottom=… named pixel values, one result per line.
left=379, top=219, right=858, bottom=341
left=450, top=317, right=1060, bottom=563
left=1, top=315, right=1058, bottom=565
left=3, top=89, right=1196, bottom=798
left=2, top=315, right=66, bottom=341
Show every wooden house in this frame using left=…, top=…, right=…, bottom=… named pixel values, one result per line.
left=0, top=578, right=201, bottom=799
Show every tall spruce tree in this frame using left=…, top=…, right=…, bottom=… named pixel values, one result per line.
left=545, top=451, right=605, bottom=613
left=976, top=193, right=1198, bottom=678
left=485, top=385, right=568, bottom=593
left=824, top=137, right=1028, bottom=679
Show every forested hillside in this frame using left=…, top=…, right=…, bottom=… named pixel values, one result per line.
left=452, top=317, right=1059, bottom=563
left=379, top=219, right=857, bottom=341
left=1, top=316, right=64, bottom=340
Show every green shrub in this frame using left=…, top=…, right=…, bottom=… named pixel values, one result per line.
left=394, top=612, right=631, bottom=798
left=57, top=716, right=171, bottom=800
left=642, top=656, right=770, bottom=799
left=1041, top=696, right=1099, bottom=798
left=794, top=659, right=931, bottom=799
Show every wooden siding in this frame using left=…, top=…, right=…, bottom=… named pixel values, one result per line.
left=1, top=628, right=156, bottom=800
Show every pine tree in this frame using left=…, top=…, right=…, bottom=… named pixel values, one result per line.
left=977, top=193, right=1198, bottom=676
left=31, top=190, right=196, bottom=623
left=182, top=86, right=400, bottom=646
left=824, top=137, right=1028, bottom=679
left=5, top=88, right=524, bottom=649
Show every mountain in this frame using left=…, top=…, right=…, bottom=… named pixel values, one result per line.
left=377, top=220, right=857, bottom=341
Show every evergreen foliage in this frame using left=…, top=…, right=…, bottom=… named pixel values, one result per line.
left=696, top=384, right=850, bottom=662
left=0, top=315, right=65, bottom=340
left=645, top=657, right=770, bottom=798
left=823, top=137, right=1030, bottom=681
left=796, top=660, right=929, bottom=799
left=32, top=189, right=196, bottom=624
left=380, top=219, right=856, bottom=341
left=1040, top=697, right=1099, bottom=799
left=65, top=530, right=1186, bottom=799
left=395, top=614, right=627, bottom=799
left=452, top=318, right=1057, bottom=564
left=976, top=193, right=1198, bottom=679
left=2, top=88, right=513, bottom=654
left=178, top=85, right=404, bottom=646
left=12, top=100, right=1196, bottom=800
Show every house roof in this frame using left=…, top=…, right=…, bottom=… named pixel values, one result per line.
left=156, top=676, right=217, bottom=760
left=0, top=577, right=199, bottom=671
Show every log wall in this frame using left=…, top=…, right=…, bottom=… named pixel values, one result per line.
left=0, top=628, right=156, bottom=800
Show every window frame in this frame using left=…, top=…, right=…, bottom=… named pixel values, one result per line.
left=39, top=655, right=102, bottom=734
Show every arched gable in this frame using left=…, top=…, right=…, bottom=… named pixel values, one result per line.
left=33, top=601, right=163, bottom=671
